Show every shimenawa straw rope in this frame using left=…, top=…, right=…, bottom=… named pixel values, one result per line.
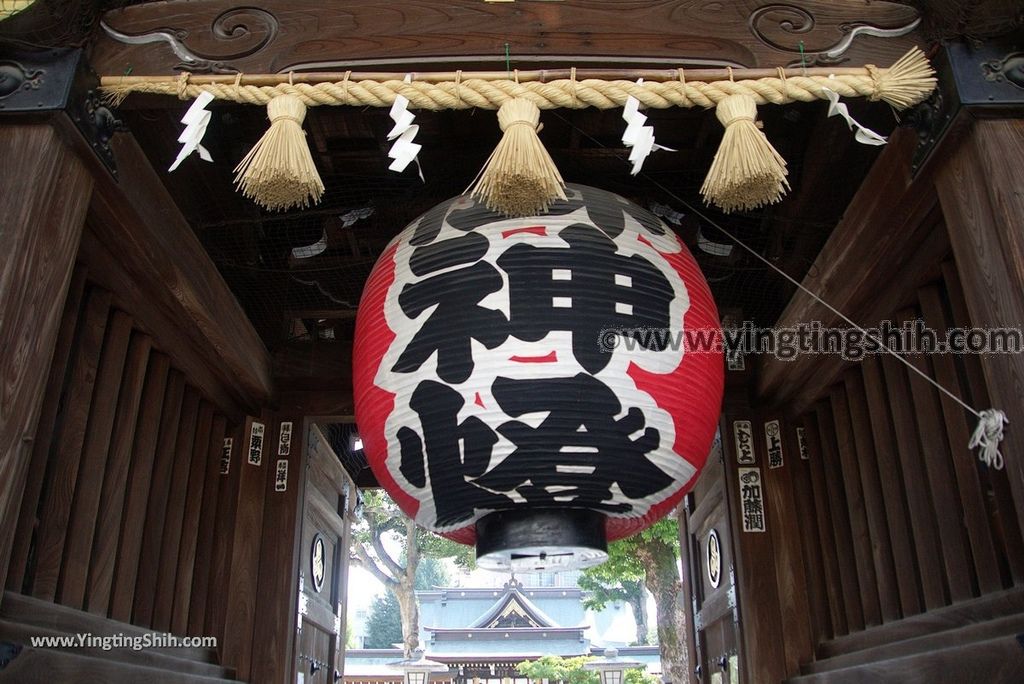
left=100, top=48, right=936, bottom=112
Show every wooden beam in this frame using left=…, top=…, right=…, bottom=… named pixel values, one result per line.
left=0, top=122, right=93, bottom=597
left=756, top=130, right=941, bottom=412
left=87, top=133, right=272, bottom=414
left=93, top=0, right=922, bottom=75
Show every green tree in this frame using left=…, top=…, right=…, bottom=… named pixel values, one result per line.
left=363, top=590, right=403, bottom=649
left=414, top=556, right=450, bottom=590
left=578, top=567, right=648, bottom=645
left=349, top=490, right=474, bottom=656
left=580, top=513, right=689, bottom=683
left=517, top=655, right=598, bottom=684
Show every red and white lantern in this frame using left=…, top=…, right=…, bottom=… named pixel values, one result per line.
left=354, top=185, right=723, bottom=570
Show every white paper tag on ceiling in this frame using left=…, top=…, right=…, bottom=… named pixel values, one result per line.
left=621, top=79, right=674, bottom=175
left=169, top=90, right=215, bottom=172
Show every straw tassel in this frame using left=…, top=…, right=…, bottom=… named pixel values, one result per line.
left=700, top=93, right=789, bottom=214
left=869, top=46, right=938, bottom=110
left=234, top=94, right=324, bottom=211
left=470, top=97, right=566, bottom=217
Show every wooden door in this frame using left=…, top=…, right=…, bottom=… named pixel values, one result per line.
left=294, top=424, right=353, bottom=684
left=685, top=435, right=741, bottom=684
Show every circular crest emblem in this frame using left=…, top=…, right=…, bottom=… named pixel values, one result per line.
left=311, top=534, right=326, bottom=593
left=706, top=528, right=722, bottom=588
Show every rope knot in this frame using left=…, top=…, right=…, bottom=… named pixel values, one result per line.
left=969, top=409, right=1008, bottom=470
left=267, top=94, right=307, bottom=124
left=176, top=72, right=190, bottom=100
left=497, top=97, right=540, bottom=131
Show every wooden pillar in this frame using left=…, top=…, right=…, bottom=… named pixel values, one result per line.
left=936, top=119, right=1024, bottom=546
left=252, top=414, right=307, bottom=684
left=0, top=123, right=93, bottom=595
left=222, top=414, right=273, bottom=680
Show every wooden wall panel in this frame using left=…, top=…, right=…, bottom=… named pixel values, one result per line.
left=761, top=415, right=814, bottom=673
left=937, top=120, right=1024, bottom=544
left=0, top=123, right=93, bottom=594
left=842, top=371, right=900, bottom=623
left=151, top=391, right=202, bottom=632
left=940, top=261, right=1024, bottom=584
left=188, top=415, right=227, bottom=636
left=815, top=403, right=865, bottom=632
left=59, top=310, right=133, bottom=609
left=801, top=413, right=847, bottom=636
left=918, top=284, right=1002, bottom=594
left=128, top=370, right=185, bottom=626
left=879, top=352, right=947, bottom=609
left=7, top=267, right=87, bottom=594
left=205, top=421, right=244, bottom=639
left=829, top=388, right=882, bottom=627
left=86, top=332, right=153, bottom=615
left=31, top=287, right=112, bottom=602
left=859, top=356, right=922, bottom=617
left=896, top=309, right=973, bottom=602
left=109, top=353, right=171, bottom=622
left=171, top=403, right=215, bottom=635
left=786, top=421, right=832, bottom=642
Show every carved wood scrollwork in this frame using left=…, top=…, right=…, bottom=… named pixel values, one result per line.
left=749, top=3, right=922, bottom=66
left=93, top=0, right=923, bottom=78
left=101, top=7, right=278, bottom=74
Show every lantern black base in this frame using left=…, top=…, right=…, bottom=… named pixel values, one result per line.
left=474, top=509, right=609, bottom=572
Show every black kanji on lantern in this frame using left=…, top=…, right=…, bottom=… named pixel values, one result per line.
left=397, top=380, right=512, bottom=527
left=498, top=224, right=675, bottom=373
left=392, top=259, right=509, bottom=384
left=474, top=373, right=672, bottom=511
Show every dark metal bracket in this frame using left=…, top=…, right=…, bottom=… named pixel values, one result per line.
left=909, top=33, right=1024, bottom=176
left=0, top=46, right=124, bottom=178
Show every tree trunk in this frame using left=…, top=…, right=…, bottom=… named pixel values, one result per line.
left=627, top=586, right=649, bottom=645
left=637, top=539, right=688, bottom=684
left=394, top=579, right=420, bottom=657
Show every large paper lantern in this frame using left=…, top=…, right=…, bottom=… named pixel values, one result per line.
left=354, top=185, right=723, bottom=571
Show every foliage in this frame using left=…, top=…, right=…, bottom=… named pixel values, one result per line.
left=624, top=668, right=659, bottom=684
left=414, top=556, right=450, bottom=590
left=350, top=490, right=476, bottom=655
left=363, top=590, right=403, bottom=649
left=516, top=655, right=598, bottom=684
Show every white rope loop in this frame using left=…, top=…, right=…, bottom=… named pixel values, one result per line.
left=969, top=409, right=1008, bottom=470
